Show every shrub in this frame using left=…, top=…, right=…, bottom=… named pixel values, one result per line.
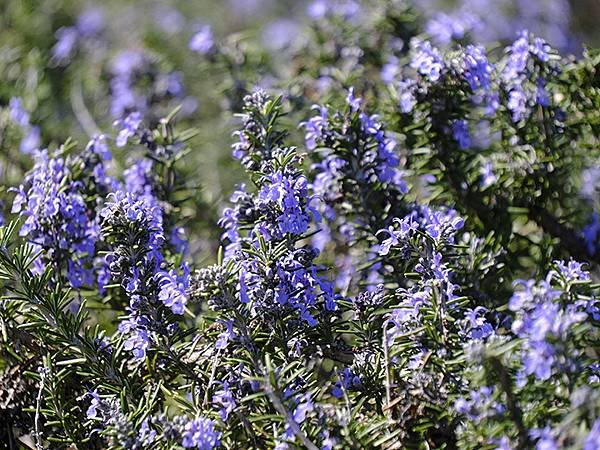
left=0, top=1, right=599, bottom=449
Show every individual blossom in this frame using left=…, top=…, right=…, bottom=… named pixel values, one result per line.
left=86, top=390, right=102, bottom=419
left=397, top=80, right=417, bottom=113
left=452, top=120, right=471, bottom=149
left=189, top=25, right=215, bottom=55
left=9, top=97, right=30, bottom=127
left=301, top=105, right=329, bottom=151
left=480, top=162, right=497, bottom=188
left=583, top=212, right=600, bottom=256
left=154, top=6, right=185, bottom=35
left=454, top=386, right=504, bottom=423
left=51, top=7, right=105, bottom=63
left=212, top=382, right=236, bottom=421
left=119, top=317, right=152, bottom=360
left=381, top=56, right=400, bottom=84
left=114, top=111, right=143, bottom=147
left=331, top=368, right=362, bottom=398
left=530, top=426, right=558, bottom=450
left=157, top=264, right=190, bottom=315
left=215, top=320, right=236, bottom=349
left=410, top=38, right=444, bottom=82
left=462, top=306, right=494, bottom=339
left=181, top=417, right=221, bottom=449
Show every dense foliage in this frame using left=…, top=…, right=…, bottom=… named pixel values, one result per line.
left=1, top=1, right=599, bottom=449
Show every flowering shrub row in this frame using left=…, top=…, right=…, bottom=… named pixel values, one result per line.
left=0, top=1, right=599, bottom=449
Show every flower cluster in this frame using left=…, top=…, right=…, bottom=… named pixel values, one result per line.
left=101, top=189, right=188, bottom=359
left=86, top=391, right=220, bottom=449
left=219, top=91, right=337, bottom=326
left=302, top=88, right=410, bottom=292
left=502, top=31, right=554, bottom=122
left=109, top=51, right=196, bottom=120
left=10, top=140, right=113, bottom=287
left=509, top=261, right=593, bottom=382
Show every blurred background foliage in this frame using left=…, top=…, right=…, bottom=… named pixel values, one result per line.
left=0, top=0, right=599, bottom=265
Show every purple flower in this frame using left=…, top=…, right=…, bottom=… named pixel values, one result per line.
left=398, top=80, right=417, bottom=113
left=584, top=419, right=600, bottom=450
left=215, top=320, right=236, bottom=350
left=114, top=112, right=143, bottom=147
left=410, top=38, right=444, bottom=82
left=522, top=341, right=555, bottom=380
left=536, top=78, right=551, bottom=107
left=530, top=37, right=550, bottom=62
left=52, top=27, right=78, bottom=62
left=87, top=134, right=111, bottom=161
left=307, top=0, right=329, bottom=19
left=86, top=390, right=101, bottom=419
left=583, top=212, right=600, bottom=255
left=157, top=265, right=189, bottom=315
left=377, top=226, right=401, bottom=256
left=503, top=31, right=531, bottom=83
left=452, top=120, right=471, bottom=149
left=123, top=326, right=151, bottom=360
left=154, top=6, right=185, bottom=34
left=189, top=26, right=214, bottom=55
left=480, top=162, right=497, bottom=188
left=138, top=419, right=157, bottom=446
left=181, top=417, right=221, bottom=449
left=462, top=45, right=496, bottom=111
left=381, top=56, right=399, bottom=84
left=262, top=19, right=300, bottom=51
left=454, top=386, right=503, bottom=423
left=292, top=394, right=314, bottom=423
left=530, top=427, right=557, bottom=450
left=554, top=260, right=590, bottom=282
left=507, top=87, right=528, bottom=122
left=345, top=87, right=362, bottom=112
left=9, top=98, right=41, bottom=153
left=212, top=383, right=236, bottom=421
left=301, top=105, right=328, bottom=150
left=20, top=126, right=41, bottom=154
left=332, top=368, right=361, bottom=398
left=464, top=306, right=494, bottom=339
left=11, top=149, right=98, bottom=287
left=494, top=436, right=512, bottom=450
left=256, top=171, right=313, bottom=238
left=9, top=97, right=30, bottom=127
left=76, top=7, right=105, bottom=38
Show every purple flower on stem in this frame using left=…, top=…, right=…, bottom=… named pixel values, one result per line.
left=114, top=112, right=142, bottom=147
left=86, top=390, right=101, bottom=419
left=452, top=120, right=471, bottom=149
left=212, top=383, right=236, bottom=421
